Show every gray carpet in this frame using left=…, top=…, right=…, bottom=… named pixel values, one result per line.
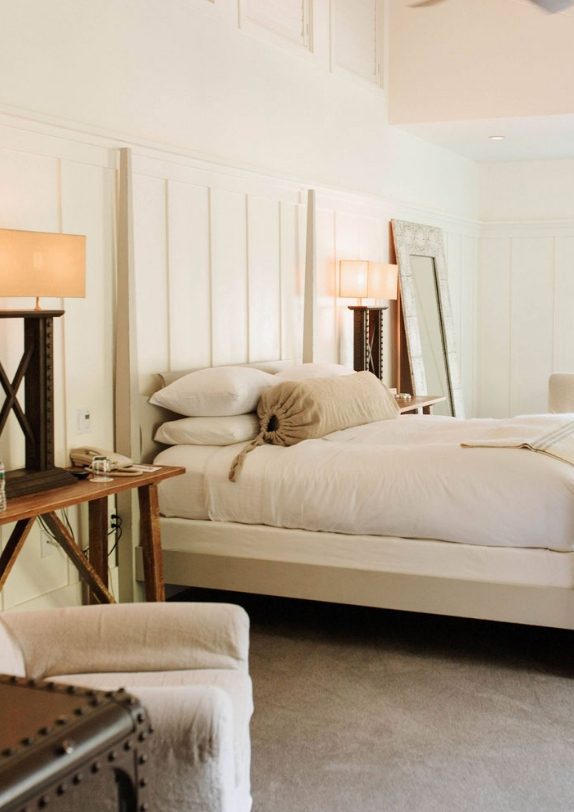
left=181, top=591, right=574, bottom=811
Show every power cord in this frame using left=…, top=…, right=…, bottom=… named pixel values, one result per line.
left=108, top=513, right=123, bottom=558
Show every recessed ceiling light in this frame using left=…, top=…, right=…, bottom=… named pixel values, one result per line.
left=489, top=135, right=506, bottom=141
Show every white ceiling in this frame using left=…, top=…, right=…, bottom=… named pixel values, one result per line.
left=388, top=0, right=574, bottom=161
left=397, top=114, right=574, bottom=162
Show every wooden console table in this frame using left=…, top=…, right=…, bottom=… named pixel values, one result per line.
left=0, top=465, right=184, bottom=604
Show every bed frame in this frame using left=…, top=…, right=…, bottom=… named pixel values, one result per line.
left=134, top=388, right=574, bottom=629
left=116, top=150, right=574, bottom=629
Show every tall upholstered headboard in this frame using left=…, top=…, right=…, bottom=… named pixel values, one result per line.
left=114, top=144, right=400, bottom=598
left=115, top=147, right=311, bottom=467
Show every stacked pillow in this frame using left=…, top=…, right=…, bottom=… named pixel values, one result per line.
left=151, top=366, right=273, bottom=445
left=151, top=362, right=393, bottom=447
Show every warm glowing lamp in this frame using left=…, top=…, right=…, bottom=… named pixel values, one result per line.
left=339, top=260, right=398, bottom=379
left=0, top=229, right=85, bottom=310
left=367, top=262, right=398, bottom=301
left=0, top=228, right=86, bottom=496
left=339, top=260, right=369, bottom=299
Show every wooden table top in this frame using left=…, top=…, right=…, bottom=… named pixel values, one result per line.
left=395, top=394, right=446, bottom=413
left=0, top=465, right=185, bottom=524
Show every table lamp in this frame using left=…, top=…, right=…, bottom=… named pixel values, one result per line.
left=0, top=228, right=86, bottom=496
left=339, top=260, right=398, bottom=379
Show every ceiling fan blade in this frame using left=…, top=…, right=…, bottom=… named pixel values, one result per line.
left=409, top=0, right=448, bottom=7
left=529, top=0, right=574, bottom=10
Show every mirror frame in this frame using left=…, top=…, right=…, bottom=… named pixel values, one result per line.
left=391, top=219, right=464, bottom=417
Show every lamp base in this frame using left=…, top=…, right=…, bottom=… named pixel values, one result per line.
left=348, top=305, right=387, bottom=380
left=6, top=467, right=77, bottom=499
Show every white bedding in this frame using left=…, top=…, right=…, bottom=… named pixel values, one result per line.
left=155, top=414, right=574, bottom=551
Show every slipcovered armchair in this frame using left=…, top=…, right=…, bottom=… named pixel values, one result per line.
left=0, top=602, right=253, bottom=812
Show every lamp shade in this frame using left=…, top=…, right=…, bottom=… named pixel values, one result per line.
left=368, top=262, right=398, bottom=300
left=0, top=229, right=86, bottom=300
left=339, top=260, right=369, bottom=298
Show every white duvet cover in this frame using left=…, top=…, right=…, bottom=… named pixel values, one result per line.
left=155, top=414, right=574, bottom=551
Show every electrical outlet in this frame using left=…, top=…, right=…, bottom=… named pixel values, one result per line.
left=77, top=408, right=91, bottom=434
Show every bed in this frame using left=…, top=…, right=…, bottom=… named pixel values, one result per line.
left=133, top=369, right=574, bottom=631
left=114, top=159, right=573, bottom=629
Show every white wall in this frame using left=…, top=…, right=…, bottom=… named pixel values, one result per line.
left=0, top=0, right=479, bottom=610
left=0, top=0, right=478, bottom=217
left=477, top=160, right=574, bottom=417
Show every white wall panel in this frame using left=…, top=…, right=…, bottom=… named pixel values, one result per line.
left=247, top=195, right=281, bottom=362
left=509, top=238, right=554, bottom=416
left=477, top=228, right=574, bottom=418
left=167, top=181, right=211, bottom=370
left=316, top=207, right=338, bottom=363
left=133, top=174, right=169, bottom=375
left=333, top=0, right=381, bottom=85
left=60, top=160, right=115, bottom=450
left=2, top=534, right=69, bottom=610
left=459, top=234, right=478, bottom=414
left=241, top=0, right=309, bottom=47
left=210, top=189, right=249, bottom=365
left=553, top=237, right=574, bottom=373
left=279, top=201, right=304, bottom=361
left=477, top=238, right=511, bottom=417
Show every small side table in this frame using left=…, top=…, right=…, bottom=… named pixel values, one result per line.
left=395, top=395, right=446, bottom=415
left=0, top=465, right=184, bottom=604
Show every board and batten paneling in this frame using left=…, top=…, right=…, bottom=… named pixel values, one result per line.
left=133, top=173, right=170, bottom=377
left=240, top=0, right=310, bottom=48
left=167, top=181, right=211, bottom=371
left=333, top=0, right=382, bottom=86
left=130, top=152, right=305, bottom=390
left=0, top=125, right=116, bottom=612
left=444, top=228, right=478, bottom=416
left=210, top=189, right=249, bottom=365
left=509, top=238, right=554, bottom=416
left=247, top=195, right=281, bottom=362
left=477, top=225, right=574, bottom=418
left=553, top=237, right=574, bottom=373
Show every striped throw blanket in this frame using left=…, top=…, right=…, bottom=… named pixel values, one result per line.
left=461, top=419, right=574, bottom=467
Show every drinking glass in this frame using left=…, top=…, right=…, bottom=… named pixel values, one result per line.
left=91, top=456, right=113, bottom=482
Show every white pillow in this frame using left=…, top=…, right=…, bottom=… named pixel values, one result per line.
left=155, top=414, right=260, bottom=446
left=273, top=363, right=355, bottom=382
left=149, top=366, right=275, bottom=417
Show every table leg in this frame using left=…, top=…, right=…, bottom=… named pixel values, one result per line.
left=0, top=518, right=35, bottom=589
left=88, top=497, right=109, bottom=605
left=42, top=512, right=115, bottom=604
left=138, top=483, right=165, bottom=602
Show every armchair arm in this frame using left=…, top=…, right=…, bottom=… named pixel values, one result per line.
left=0, top=602, right=249, bottom=680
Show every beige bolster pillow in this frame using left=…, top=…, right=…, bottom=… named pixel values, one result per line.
left=229, top=371, right=399, bottom=481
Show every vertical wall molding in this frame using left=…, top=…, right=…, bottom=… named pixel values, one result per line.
left=115, top=147, right=141, bottom=601
left=303, top=188, right=317, bottom=362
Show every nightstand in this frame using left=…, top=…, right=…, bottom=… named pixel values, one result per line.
left=0, top=465, right=184, bottom=604
left=395, top=395, right=446, bottom=415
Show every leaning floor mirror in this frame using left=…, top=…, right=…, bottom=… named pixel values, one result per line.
left=391, top=220, right=464, bottom=418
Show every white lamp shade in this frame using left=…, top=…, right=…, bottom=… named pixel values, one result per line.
left=339, top=260, right=369, bottom=298
left=368, top=262, right=398, bottom=300
left=0, top=229, right=86, bottom=299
